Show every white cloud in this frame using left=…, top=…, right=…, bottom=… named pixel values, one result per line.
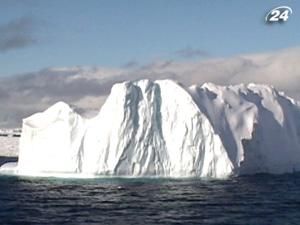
left=1, top=47, right=300, bottom=127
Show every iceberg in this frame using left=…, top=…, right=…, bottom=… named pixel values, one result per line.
left=189, top=83, right=300, bottom=174
left=82, top=80, right=232, bottom=178
left=17, top=102, right=86, bottom=175
left=2, top=79, right=300, bottom=178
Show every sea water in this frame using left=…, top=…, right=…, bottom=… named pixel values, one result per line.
left=0, top=174, right=300, bottom=224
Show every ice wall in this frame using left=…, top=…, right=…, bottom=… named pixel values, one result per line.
left=83, top=80, right=232, bottom=177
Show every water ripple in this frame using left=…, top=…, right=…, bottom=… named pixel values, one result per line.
left=1, top=174, right=300, bottom=224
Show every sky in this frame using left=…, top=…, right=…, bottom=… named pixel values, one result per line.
left=0, top=0, right=300, bottom=77
left=0, top=0, right=300, bottom=127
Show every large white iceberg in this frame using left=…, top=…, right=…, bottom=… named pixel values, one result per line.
left=82, top=80, right=232, bottom=178
left=2, top=79, right=300, bottom=178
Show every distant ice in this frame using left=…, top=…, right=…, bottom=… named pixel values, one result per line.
left=0, top=136, right=19, bottom=157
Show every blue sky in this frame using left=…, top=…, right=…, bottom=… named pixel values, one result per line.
left=0, top=0, right=299, bottom=77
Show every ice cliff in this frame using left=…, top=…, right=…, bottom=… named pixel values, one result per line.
left=2, top=79, right=300, bottom=178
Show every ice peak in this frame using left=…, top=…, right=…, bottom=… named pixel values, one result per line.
left=23, top=101, right=75, bottom=129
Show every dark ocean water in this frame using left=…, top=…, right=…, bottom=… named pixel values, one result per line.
left=1, top=174, right=300, bottom=225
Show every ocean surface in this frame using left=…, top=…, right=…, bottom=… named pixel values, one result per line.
left=1, top=173, right=300, bottom=225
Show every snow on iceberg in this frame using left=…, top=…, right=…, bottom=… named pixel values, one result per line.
left=2, top=79, right=300, bottom=178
